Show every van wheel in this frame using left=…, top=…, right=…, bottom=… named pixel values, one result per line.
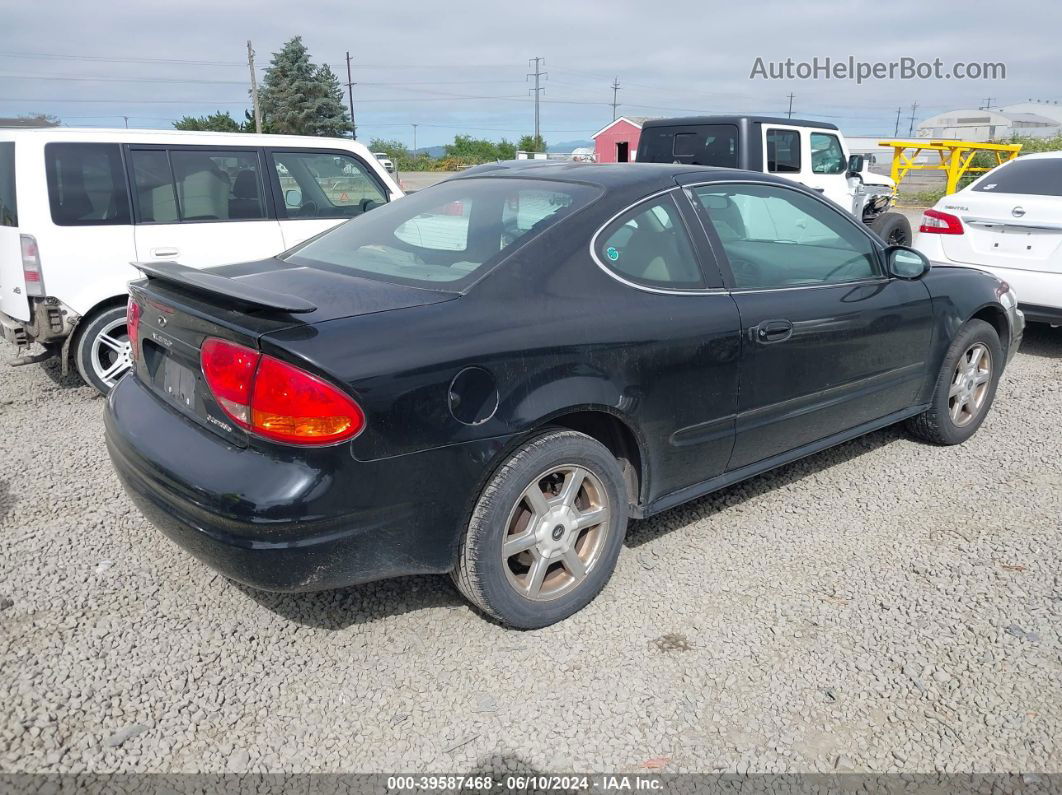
left=453, top=429, right=628, bottom=629
left=907, top=319, right=1002, bottom=445
left=870, top=212, right=912, bottom=246
left=74, top=305, right=132, bottom=395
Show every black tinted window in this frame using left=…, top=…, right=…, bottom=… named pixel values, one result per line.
left=45, top=143, right=130, bottom=226
left=130, top=150, right=178, bottom=223
left=597, top=195, right=703, bottom=289
left=973, top=158, right=1062, bottom=197
left=765, top=129, right=800, bottom=173
left=638, top=125, right=738, bottom=167
left=0, top=142, right=15, bottom=227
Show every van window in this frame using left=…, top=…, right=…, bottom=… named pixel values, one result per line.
left=130, top=150, right=179, bottom=223
left=170, top=150, right=267, bottom=221
left=0, top=142, right=15, bottom=226
left=271, top=151, right=388, bottom=220
left=765, top=129, right=800, bottom=173
left=45, top=143, right=131, bottom=226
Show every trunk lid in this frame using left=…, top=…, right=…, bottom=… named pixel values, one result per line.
left=940, top=192, right=1062, bottom=275
left=128, top=258, right=456, bottom=445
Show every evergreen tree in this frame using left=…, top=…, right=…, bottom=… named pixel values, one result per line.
left=259, top=36, right=350, bottom=137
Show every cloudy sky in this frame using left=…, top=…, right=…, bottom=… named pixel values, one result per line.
left=3, top=0, right=1059, bottom=148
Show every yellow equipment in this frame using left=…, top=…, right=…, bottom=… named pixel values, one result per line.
left=878, top=139, right=1022, bottom=195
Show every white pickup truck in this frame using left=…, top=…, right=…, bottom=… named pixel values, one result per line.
left=636, top=115, right=910, bottom=245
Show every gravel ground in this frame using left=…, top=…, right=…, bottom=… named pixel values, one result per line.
left=1, top=326, right=1060, bottom=775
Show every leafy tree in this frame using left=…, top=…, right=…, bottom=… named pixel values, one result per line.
left=518, top=134, right=547, bottom=153
left=368, top=138, right=411, bottom=161
left=259, top=36, right=351, bottom=137
left=173, top=111, right=243, bottom=133
left=496, top=138, right=517, bottom=160
left=444, top=135, right=518, bottom=164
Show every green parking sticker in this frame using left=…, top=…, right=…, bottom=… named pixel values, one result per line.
left=606, top=246, right=620, bottom=261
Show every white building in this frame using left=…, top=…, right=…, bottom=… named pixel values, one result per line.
left=916, top=101, right=1061, bottom=142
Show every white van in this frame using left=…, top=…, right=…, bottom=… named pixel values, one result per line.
left=0, top=128, right=402, bottom=393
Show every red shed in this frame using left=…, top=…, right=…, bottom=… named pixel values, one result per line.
left=593, top=116, right=650, bottom=163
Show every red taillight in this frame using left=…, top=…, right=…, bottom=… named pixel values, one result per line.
left=126, top=299, right=142, bottom=361
left=200, top=338, right=365, bottom=445
left=919, top=209, right=964, bottom=235
left=20, top=234, right=45, bottom=296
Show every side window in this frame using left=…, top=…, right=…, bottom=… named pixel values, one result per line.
left=810, top=133, right=846, bottom=175
left=130, top=150, right=178, bottom=223
left=271, top=151, right=387, bottom=220
left=692, top=184, right=879, bottom=289
left=765, top=129, right=800, bottom=173
left=169, top=149, right=267, bottom=221
left=596, top=195, right=703, bottom=289
left=45, top=143, right=131, bottom=226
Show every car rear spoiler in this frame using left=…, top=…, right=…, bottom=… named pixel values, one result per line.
left=132, top=261, right=317, bottom=314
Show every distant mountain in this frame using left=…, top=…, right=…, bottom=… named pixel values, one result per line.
left=416, top=145, right=448, bottom=158
left=548, top=139, right=594, bottom=153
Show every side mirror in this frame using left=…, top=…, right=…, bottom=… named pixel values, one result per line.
left=847, top=154, right=865, bottom=176
left=284, top=188, right=302, bottom=207
left=886, top=245, right=931, bottom=280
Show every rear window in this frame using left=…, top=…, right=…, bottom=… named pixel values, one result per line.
left=0, top=142, right=15, bottom=226
left=45, top=143, right=131, bottom=226
left=638, top=124, right=738, bottom=167
left=973, top=157, right=1062, bottom=197
left=284, top=178, right=600, bottom=289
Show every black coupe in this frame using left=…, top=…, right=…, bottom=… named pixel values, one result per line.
left=105, top=162, right=1024, bottom=628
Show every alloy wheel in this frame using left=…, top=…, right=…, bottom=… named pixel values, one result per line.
left=501, top=464, right=611, bottom=601
left=90, top=317, right=132, bottom=388
left=949, top=342, right=992, bottom=427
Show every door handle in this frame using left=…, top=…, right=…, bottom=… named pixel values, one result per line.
left=151, top=247, right=179, bottom=258
left=752, top=319, right=794, bottom=344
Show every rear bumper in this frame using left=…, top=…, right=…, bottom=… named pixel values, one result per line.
left=105, top=374, right=514, bottom=592
left=0, top=311, right=28, bottom=346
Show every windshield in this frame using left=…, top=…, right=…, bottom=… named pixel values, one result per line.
left=973, top=157, right=1062, bottom=197
left=284, top=177, right=600, bottom=289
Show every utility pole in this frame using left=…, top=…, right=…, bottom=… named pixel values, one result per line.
left=527, top=56, right=547, bottom=147
left=247, top=40, right=262, bottom=134
left=907, top=101, right=919, bottom=137
left=345, top=51, right=357, bottom=140
left=786, top=93, right=795, bottom=119
left=122, top=115, right=129, bottom=129
left=411, top=123, right=418, bottom=156
left=610, top=76, right=621, bottom=121
left=894, top=106, right=902, bottom=137
left=981, top=96, right=995, bottom=110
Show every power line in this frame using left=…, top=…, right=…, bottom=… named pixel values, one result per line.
left=0, top=50, right=245, bottom=66
left=527, top=56, right=546, bottom=144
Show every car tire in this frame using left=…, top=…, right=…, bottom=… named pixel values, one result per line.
left=453, top=428, right=628, bottom=629
left=907, top=319, right=1002, bottom=445
left=870, top=211, right=912, bottom=246
left=74, top=305, right=133, bottom=396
